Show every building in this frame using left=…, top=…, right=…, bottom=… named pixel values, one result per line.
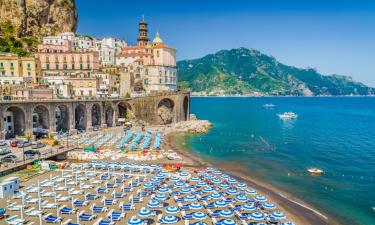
left=94, top=72, right=120, bottom=98
left=95, top=38, right=126, bottom=66
left=0, top=53, right=39, bottom=85
left=42, top=32, right=94, bottom=51
left=116, top=19, right=177, bottom=94
left=0, top=177, right=19, bottom=198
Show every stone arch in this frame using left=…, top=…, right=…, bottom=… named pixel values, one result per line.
left=91, top=103, right=102, bottom=127
left=157, top=98, right=175, bottom=125
left=117, top=102, right=133, bottom=120
left=3, top=106, right=26, bottom=139
left=105, top=105, right=114, bottom=127
left=183, top=96, right=189, bottom=121
left=75, top=104, right=86, bottom=130
left=32, top=104, right=50, bottom=130
left=55, top=104, right=69, bottom=132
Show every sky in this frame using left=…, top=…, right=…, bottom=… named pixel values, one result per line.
left=76, top=0, right=375, bottom=86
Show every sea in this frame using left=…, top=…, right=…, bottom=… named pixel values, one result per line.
left=184, top=97, right=375, bottom=225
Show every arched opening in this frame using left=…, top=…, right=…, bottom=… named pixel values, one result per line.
left=55, top=105, right=69, bottom=133
left=157, top=98, right=175, bottom=125
left=32, top=105, right=50, bottom=129
left=105, top=106, right=114, bottom=127
left=91, top=103, right=101, bottom=127
left=75, top=104, right=86, bottom=131
left=3, top=106, right=25, bottom=139
left=183, top=96, right=189, bottom=121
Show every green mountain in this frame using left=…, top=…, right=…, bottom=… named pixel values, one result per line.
left=177, top=47, right=375, bottom=96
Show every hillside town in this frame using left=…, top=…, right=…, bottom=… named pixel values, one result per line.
left=0, top=19, right=177, bottom=100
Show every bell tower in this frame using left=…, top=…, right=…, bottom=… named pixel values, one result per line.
left=137, top=16, right=150, bottom=46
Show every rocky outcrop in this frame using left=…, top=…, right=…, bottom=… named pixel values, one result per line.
left=157, top=105, right=173, bottom=125
left=0, top=0, right=78, bottom=38
left=174, top=114, right=212, bottom=134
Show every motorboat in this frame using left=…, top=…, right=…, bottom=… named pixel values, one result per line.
left=263, top=103, right=276, bottom=109
left=307, top=167, right=324, bottom=175
left=278, top=112, right=298, bottom=120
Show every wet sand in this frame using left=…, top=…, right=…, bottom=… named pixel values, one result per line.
left=165, top=132, right=338, bottom=225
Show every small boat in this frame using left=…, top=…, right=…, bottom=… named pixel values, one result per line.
left=307, top=167, right=324, bottom=175
left=278, top=112, right=298, bottom=120
left=263, top=103, right=276, bottom=109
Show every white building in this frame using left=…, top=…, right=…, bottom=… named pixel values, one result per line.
left=42, top=32, right=94, bottom=51
left=95, top=38, right=127, bottom=66
left=0, top=177, right=19, bottom=198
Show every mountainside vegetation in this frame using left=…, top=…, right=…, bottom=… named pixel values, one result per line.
left=177, top=47, right=375, bottom=96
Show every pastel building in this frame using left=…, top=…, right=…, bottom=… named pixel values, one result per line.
left=0, top=53, right=39, bottom=85
left=95, top=38, right=127, bottom=66
left=42, top=32, right=94, bottom=51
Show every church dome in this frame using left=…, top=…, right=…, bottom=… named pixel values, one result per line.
left=152, top=32, right=163, bottom=44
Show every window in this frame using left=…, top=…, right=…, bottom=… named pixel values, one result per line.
left=157, top=51, right=160, bottom=57
left=80, top=64, right=83, bottom=70
left=87, top=64, right=90, bottom=69
left=72, top=64, right=75, bottom=70
left=10, top=62, right=14, bottom=68
left=89, top=90, right=92, bottom=96
left=1, top=71, right=5, bottom=76
left=28, top=72, right=31, bottom=77
left=27, top=63, right=31, bottom=68
left=63, top=64, right=67, bottom=69
left=80, top=90, right=83, bottom=96
left=0, top=62, right=3, bottom=67
left=56, top=64, right=59, bottom=70
left=11, top=71, right=14, bottom=76
left=46, top=64, right=50, bottom=70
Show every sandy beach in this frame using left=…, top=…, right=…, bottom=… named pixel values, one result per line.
left=164, top=132, right=338, bottom=225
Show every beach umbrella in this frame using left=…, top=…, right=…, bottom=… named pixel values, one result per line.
left=157, top=187, right=169, bottom=193
left=143, top=182, right=154, bottom=189
left=138, top=208, right=153, bottom=218
left=206, top=167, right=214, bottom=172
left=147, top=200, right=160, bottom=208
left=236, top=183, right=247, bottom=189
left=281, top=222, right=296, bottom=225
left=213, top=170, right=222, bottom=175
left=227, top=189, right=239, bottom=195
left=256, top=223, right=267, bottom=225
left=204, top=174, right=214, bottom=179
left=179, top=172, right=190, bottom=178
left=165, top=206, right=180, bottom=214
left=160, top=215, right=179, bottom=224
left=203, top=187, right=214, bottom=193
left=170, top=177, right=180, bottom=182
left=249, top=212, right=265, bottom=221
left=236, top=194, right=248, bottom=202
left=211, top=178, right=222, bottom=184
left=128, top=217, right=143, bottom=225
left=191, top=222, right=208, bottom=225
left=228, top=178, right=238, bottom=184
left=179, top=188, right=192, bottom=194
left=175, top=181, right=186, bottom=188
left=190, top=177, right=200, bottom=182
left=192, top=212, right=207, bottom=220
left=220, top=183, right=230, bottom=189
left=220, top=209, right=234, bottom=217
left=245, top=188, right=257, bottom=195
left=263, top=202, right=276, bottom=210
left=254, top=195, right=267, bottom=202
left=189, top=202, right=202, bottom=210
left=154, top=194, right=168, bottom=201
left=196, top=181, right=207, bottom=187
left=220, top=219, right=237, bottom=225
left=271, top=212, right=286, bottom=220
left=221, top=174, right=230, bottom=179
left=242, top=204, right=256, bottom=211
left=210, top=192, right=222, bottom=199
left=185, top=195, right=197, bottom=201
left=215, top=200, right=228, bottom=208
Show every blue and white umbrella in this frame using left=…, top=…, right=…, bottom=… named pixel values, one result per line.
left=206, top=167, right=214, bottom=172
left=211, top=178, right=222, bottom=184
left=165, top=206, right=180, bottom=214
left=254, top=195, right=267, bottom=202
left=196, top=181, right=207, bottom=187
left=236, top=183, right=247, bottom=189
left=228, top=178, right=237, bottom=184
left=220, top=183, right=230, bottom=189
left=221, top=174, right=230, bottom=179
left=189, top=202, right=202, bottom=210
left=281, top=222, right=296, bottom=225
left=213, top=170, right=222, bottom=175
left=210, top=192, right=222, bottom=199
left=220, top=209, right=234, bottom=217
left=160, top=215, right=179, bottom=224
left=143, top=182, right=154, bottom=189
left=179, top=172, right=190, bottom=178
left=203, top=187, right=214, bottom=193
left=138, top=208, right=153, bottom=218
left=128, top=217, right=143, bottom=225
left=154, top=194, right=168, bottom=201
left=220, top=219, right=237, bottom=225
left=175, top=181, right=186, bottom=188
left=191, top=222, right=208, bottom=225
left=245, top=188, right=257, bottom=195
left=204, top=174, right=214, bottom=179
left=147, top=200, right=160, bottom=208
left=180, top=188, right=192, bottom=194
left=169, top=177, right=180, bottom=182
left=190, top=177, right=200, bottom=182
left=236, top=194, right=248, bottom=202
left=185, top=195, right=197, bottom=201
left=156, top=174, right=165, bottom=179
left=157, top=187, right=169, bottom=193
left=215, top=200, right=228, bottom=208
left=271, top=212, right=286, bottom=220
left=227, top=189, right=239, bottom=195
left=192, top=212, right=207, bottom=220
left=242, top=204, right=256, bottom=211
left=249, top=212, right=265, bottom=221
left=263, top=202, right=276, bottom=209
left=160, top=169, right=169, bottom=174
left=255, top=223, right=267, bottom=225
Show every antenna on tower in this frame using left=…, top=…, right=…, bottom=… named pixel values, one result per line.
left=142, top=14, right=145, bottom=21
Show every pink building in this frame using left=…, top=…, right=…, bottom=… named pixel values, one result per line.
left=36, top=39, right=99, bottom=78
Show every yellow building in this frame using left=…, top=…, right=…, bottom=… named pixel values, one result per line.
left=0, top=53, right=39, bottom=85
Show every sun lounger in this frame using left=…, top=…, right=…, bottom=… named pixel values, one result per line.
left=43, top=214, right=62, bottom=223
left=73, top=200, right=87, bottom=207
left=107, top=211, right=125, bottom=221
left=86, top=194, right=100, bottom=200
left=5, top=215, right=25, bottom=225
left=79, top=213, right=97, bottom=221
left=119, top=202, right=135, bottom=210
left=55, top=186, right=68, bottom=191
left=106, top=183, right=117, bottom=188
left=92, top=205, right=108, bottom=213
left=112, top=192, right=125, bottom=198
left=7, top=203, right=22, bottom=211
left=97, top=188, right=109, bottom=193
left=103, top=199, right=118, bottom=205
left=60, top=206, right=75, bottom=214
left=25, top=208, right=42, bottom=216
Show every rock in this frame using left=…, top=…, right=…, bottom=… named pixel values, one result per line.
left=0, top=0, right=78, bottom=38
left=174, top=118, right=212, bottom=134
left=189, top=113, right=197, bottom=120
left=158, top=105, right=173, bottom=125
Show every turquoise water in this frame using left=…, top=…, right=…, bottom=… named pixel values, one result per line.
left=185, top=97, right=375, bottom=225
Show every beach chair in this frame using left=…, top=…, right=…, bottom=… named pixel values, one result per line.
left=122, top=187, right=133, bottom=192
left=43, top=214, right=62, bottom=223
left=115, top=178, right=124, bottom=183
left=86, top=193, right=100, bottom=200
left=55, top=186, right=68, bottom=191
left=73, top=200, right=87, bottom=207
left=92, top=205, right=108, bottom=213
left=25, top=207, right=42, bottom=217
left=112, top=192, right=125, bottom=198
left=7, top=203, right=22, bottom=211
left=106, top=183, right=118, bottom=188
left=103, top=199, right=118, bottom=205
left=96, top=218, right=114, bottom=225
left=5, top=215, right=25, bottom=225
left=119, top=202, right=135, bottom=210
left=56, top=195, right=71, bottom=202
left=107, top=211, right=125, bottom=221
left=132, top=197, right=143, bottom=203
left=60, top=206, right=76, bottom=214
left=97, top=188, right=109, bottom=194
left=79, top=213, right=97, bottom=221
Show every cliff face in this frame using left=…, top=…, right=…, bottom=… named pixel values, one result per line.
left=0, top=0, right=77, bottom=38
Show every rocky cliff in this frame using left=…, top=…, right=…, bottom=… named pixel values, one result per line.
left=0, top=0, right=77, bottom=38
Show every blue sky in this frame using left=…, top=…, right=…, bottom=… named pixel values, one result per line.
left=76, top=0, right=375, bottom=86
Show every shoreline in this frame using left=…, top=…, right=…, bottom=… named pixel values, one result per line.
left=165, top=131, right=338, bottom=225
